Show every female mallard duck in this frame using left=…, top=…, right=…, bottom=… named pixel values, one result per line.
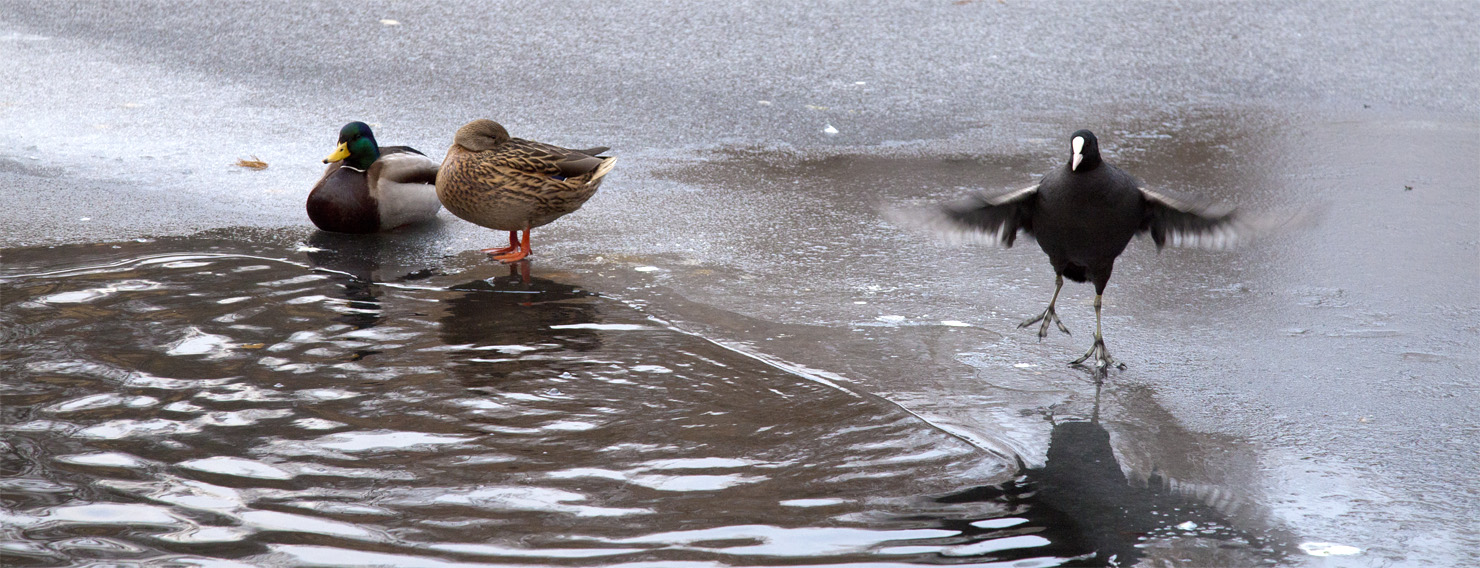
left=436, top=119, right=616, bottom=262
left=307, top=121, right=442, bottom=233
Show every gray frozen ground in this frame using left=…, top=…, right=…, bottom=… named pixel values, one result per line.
left=2, top=1, right=1478, bottom=566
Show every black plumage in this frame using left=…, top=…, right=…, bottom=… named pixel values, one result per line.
left=894, top=130, right=1241, bottom=372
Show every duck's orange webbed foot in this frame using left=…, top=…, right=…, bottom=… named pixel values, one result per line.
left=480, top=231, right=520, bottom=256
left=493, top=248, right=529, bottom=263
left=491, top=227, right=532, bottom=263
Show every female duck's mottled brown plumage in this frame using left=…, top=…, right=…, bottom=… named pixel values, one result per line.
left=436, top=119, right=615, bottom=262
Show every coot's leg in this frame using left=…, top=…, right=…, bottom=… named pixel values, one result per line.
left=1071, top=293, right=1126, bottom=372
left=1019, top=273, right=1071, bottom=338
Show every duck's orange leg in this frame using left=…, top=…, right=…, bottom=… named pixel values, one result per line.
left=493, top=225, right=532, bottom=263
left=480, top=231, right=520, bottom=256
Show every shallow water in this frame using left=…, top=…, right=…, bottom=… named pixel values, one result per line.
left=0, top=237, right=1276, bottom=566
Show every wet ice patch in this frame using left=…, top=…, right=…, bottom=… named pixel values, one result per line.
left=55, top=452, right=148, bottom=469
left=161, top=260, right=212, bottom=269
left=427, top=542, right=634, bottom=559
left=239, top=510, right=379, bottom=540
left=970, top=517, right=1028, bottom=529
left=550, top=323, right=654, bottom=331
left=179, top=457, right=295, bottom=480
left=47, top=393, right=158, bottom=414
left=418, top=486, right=651, bottom=517
left=155, top=525, right=257, bottom=545
left=292, top=418, right=346, bottom=430
left=941, top=534, right=1050, bottom=556
left=550, top=467, right=765, bottom=492
left=40, top=288, right=115, bottom=304
left=166, top=328, right=234, bottom=357
left=78, top=418, right=202, bottom=439
left=39, top=279, right=160, bottom=304
left=780, top=498, right=847, bottom=507
left=284, top=294, right=330, bottom=305
left=1300, top=542, right=1361, bottom=556
left=282, top=501, right=397, bottom=517
left=295, top=389, right=359, bottom=402
left=640, top=457, right=759, bottom=470
left=608, top=525, right=955, bottom=556
left=44, top=503, right=184, bottom=526
left=313, top=430, right=474, bottom=452
left=259, top=274, right=329, bottom=287
left=541, top=421, right=599, bottom=432
left=469, top=344, right=545, bottom=354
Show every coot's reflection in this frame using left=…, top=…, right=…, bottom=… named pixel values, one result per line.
left=932, top=384, right=1279, bottom=566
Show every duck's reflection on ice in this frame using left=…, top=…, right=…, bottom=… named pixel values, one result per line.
left=440, top=264, right=600, bottom=355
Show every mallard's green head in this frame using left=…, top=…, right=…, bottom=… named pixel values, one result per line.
left=323, top=121, right=380, bottom=170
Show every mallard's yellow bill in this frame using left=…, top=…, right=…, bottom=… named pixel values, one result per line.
left=323, top=143, right=351, bottom=164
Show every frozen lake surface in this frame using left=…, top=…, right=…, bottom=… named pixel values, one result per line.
left=2, top=2, right=1477, bottom=566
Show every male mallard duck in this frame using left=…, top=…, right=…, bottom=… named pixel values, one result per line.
left=435, top=119, right=616, bottom=262
left=307, top=121, right=442, bottom=233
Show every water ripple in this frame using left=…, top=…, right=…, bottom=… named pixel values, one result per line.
left=0, top=240, right=1135, bottom=566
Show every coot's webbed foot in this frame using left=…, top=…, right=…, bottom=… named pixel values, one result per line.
left=1019, top=305, right=1070, bottom=339
left=1071, top=336, right=1124, bottom=372
left=1018, top=274, right=1071, bottom=339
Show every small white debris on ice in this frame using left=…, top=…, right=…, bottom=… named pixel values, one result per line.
left=757, top=100, right=772, bottom=106
left=1013, top=363, right=1037, bottom=368
left=822, top=123, right=839, bottom=136
left=634, top=266, right=662, bottom=273
left=295, top=245, right=325, bottom=253
left=853, top=301, right=868, bottom=305
left=380, top=19, right=401, bottom=26
left=876, top=315, right=905, bottom=323
left=940, top=320, right=970, bottom=327
left=1175, top=521, right=1198, bottom=531
left=1300, top=542, right=1361, bottom=557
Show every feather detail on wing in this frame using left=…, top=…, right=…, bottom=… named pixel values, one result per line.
left=1138, top=186, right=1243, bottom=250
left=884, top=185, right=1038, bottom=247
left=375, top=149, right=441, bottom=185
left=486, top=139, right=608, bottom=179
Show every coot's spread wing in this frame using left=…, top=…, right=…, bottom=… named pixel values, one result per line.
left=1138, top=186, right=1241, bottom=249
left=887, top=184, right=1038, bottom=247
